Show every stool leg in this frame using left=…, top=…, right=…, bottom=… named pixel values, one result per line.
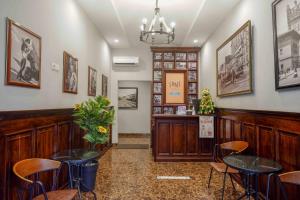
left=266, top=173, right=273, bottom=200
left=229, top=174, right=236, bottom=191
left=208, top=167, right=213, bottom=188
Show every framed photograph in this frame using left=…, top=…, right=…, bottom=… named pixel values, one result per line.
left=163, top=107, right=174, bottom=114
left=153, top=82, right=162, bottom=93
left=187, top=53, right=197, bottom=61
left=199, top=116, right=214, bottom=138
left=154, top=62, right=162, bottom=69
left=176, top=106, right=186, bottom=115
left=176, top=62, right=187, bottom=70
left=118, top=87, right=138, bottom=109
left=6, top=18, right=41, bottom=88
left=88, top=66, right=97, bottom=96
left=102, top=74, right=108, bottom=97
left=63, top=51, right=78, bottom=94
left=188, top=71, right=197, bottom=81
left=153, top=107, right=162, bottom=114
left=188, top=62, right=197, bottom=70
left=176, top=53, right=187, bottom=61
left=164, top=71, right=186, bottom=104
left=164, top=62, right=174, bottom=69
left=153, top=95, right=162, bottom=105
left=154, top=52, right=162, bottom=60
left=188, top=83, right=197, bottom=94
left=188, top=95, right=198, bottom=104
left=217, top=20, right=252, bottom=97
left=164, top=52, right=174, bottom=61
left=273, top=0, right=300, bottom=89
left=154, top=71, right=162, bottom=81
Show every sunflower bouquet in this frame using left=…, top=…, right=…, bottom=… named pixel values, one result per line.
left=73, top=96, right=115, bottom=149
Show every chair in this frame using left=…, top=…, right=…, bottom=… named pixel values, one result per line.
left=13, top=158, right=78, bottom=200
left=207, top=141, right=249, bottom=200
left=266, top=171, right=300, bottom=200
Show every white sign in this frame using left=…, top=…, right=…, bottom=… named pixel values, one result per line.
left=199, top=116, right=214, bottom=138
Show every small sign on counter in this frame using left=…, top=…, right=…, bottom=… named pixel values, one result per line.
left=199, top=115, right=214, bottom=138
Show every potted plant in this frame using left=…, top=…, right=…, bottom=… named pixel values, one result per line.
left=73, top=95, right=115, bottom=191
left=198, top=89, right=216, bottom=139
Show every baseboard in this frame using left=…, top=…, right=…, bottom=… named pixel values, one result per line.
left=119, top=133, right=151, bottom=138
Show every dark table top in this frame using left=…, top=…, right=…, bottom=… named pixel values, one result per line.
left=52, top=148, right=100, bottom=164
left=223, top=155, right=282, bottom=174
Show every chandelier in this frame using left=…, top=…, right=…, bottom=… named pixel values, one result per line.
left=140, top=0, right=175, bottom=44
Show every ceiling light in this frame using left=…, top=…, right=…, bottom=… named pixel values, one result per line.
left=114, top=39, right=119, bottom=43
left=193, top=39, right=199, bottom=43
left=140, top=0, right=175, bottom=45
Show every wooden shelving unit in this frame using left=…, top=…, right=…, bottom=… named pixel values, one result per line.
left=151, top=47, right=200, bottom=115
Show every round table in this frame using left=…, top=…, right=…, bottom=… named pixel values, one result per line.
left=223, top=155, right=282, bottom=200
left=52, top=149, right=100, bottom=199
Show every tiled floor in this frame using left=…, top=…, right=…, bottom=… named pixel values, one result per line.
left=90, top=135, right=244, bottom=200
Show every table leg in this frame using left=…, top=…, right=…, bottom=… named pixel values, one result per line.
left=66, top=162, right=73, bottom=188
left=255, top=174, right=258, bottom=200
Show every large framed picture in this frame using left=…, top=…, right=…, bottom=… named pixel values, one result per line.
left=88, top=66, right=97, bottom=96
left=164, top=71, right=186, bottom=104
left=102, top=74, right=108, bottom=97
left=118, top=87, right=138, bottom=109
left=6, top=18, right=41, bottom=88
left=217, top=20, right=252, bottom=97
left=63, top=51, right=78, bottom=94
left=273, top=0, right=300, bottom=89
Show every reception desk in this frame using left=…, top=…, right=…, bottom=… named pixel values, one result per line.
left=152, top=114, right=214, bottom=162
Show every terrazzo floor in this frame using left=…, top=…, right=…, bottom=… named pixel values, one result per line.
left=87, top=135, right=245, bottom=200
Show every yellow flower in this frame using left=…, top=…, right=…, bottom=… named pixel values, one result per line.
left=98, top=126, right=108, bottom=134
left=74, top=103, right=81, bottom=110
left=104, top=97, right=111, bottom=104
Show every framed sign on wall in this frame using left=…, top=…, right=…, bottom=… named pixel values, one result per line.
left=164, top=71, right=186, bottom=104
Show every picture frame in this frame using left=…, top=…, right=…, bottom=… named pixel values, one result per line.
left=188, top=71, right=197, bottom=81
left=88, top=66, right=97, bottom=96
left=188, top=62, right=197, bottom=70
left=176, top=53, right=187, bottom=61
left=153, top=107, right=162, bottom=114
left=164, top=71, right=187, bottom=104
left=154, top=52, right=162, bottom=60
left=6, top=18, right=42, bottom=89
left=163, top=107, right=174, bottom=114
left=164, top=62, right=174, bottom=69
left=63, top=51, right=78, bottom=94
left=188, top=83, right=197, bottom=94
left=154, top=62, right=162, bottom=69
left=272, top=0, right=300, bottom=89
left=164, top=52, right=174, bottom=61
left=118, top=87, right=138, bottom=109
left=102, top=74, right=108, bottom=97
left=153, top=82, right=162, bottom=93
left=187, top=53, right=197, bottom=61
left=153, top=71, right=162, bottom=81
left=153, top=95, right=162, bottom=105
left=176, top=62, right=187, bottom=70
left=216, top=20, right=252, bottom=97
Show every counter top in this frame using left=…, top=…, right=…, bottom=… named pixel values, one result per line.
left=152, top=114, right=199, bottom=118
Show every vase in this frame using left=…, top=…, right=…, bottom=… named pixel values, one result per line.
left=80, top=159, right=99, bottom=192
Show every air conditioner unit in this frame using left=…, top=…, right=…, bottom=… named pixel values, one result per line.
left=113, top=56, right=139, bottom=66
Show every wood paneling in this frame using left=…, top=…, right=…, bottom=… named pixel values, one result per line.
left=153, top=115, right=213, bottom=161
left=216, top=108, right=300, bottom=200
left=0, top=108, right=112, bottom=200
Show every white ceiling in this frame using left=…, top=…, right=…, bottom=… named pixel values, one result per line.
left=76, top=0, right=240, bottom=48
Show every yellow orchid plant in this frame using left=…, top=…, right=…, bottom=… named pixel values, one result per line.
left=73, top=96, right=115, bottom=149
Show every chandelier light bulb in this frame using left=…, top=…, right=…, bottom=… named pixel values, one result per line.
left=140, top=25, right=144, bottom=31
left=142, top=18, right=148, bottom=24
left=159, top=17, right=164, bottom=22
left=170, top=22, right=176, bottom=28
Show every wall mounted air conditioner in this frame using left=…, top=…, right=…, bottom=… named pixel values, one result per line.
left=113, top=56, right=139, bottom=66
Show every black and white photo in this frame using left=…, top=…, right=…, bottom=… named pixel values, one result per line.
left=189, top=83, right=197, bottom=94
left=6, top=18, right=41, bottom=88
left=102, top=74, right=108, bottom=97
left=164, top=52, right=174, bottom=60
left=273, top=0, right=300, bottom=89
left=153, top=82, right=162, bottom=93
left=153, top=95, right=162, bottom=105
left=154, top=62, right=162, bottom=69
left=187, top=53, right=197, bottom=61
left=154, top=52, right=162, bottom=60
left=63, top=51, right=78, bottom=94
left=164, top=62, right=174, bottom=69
left=176, top=53, right=187, bottom=61
left=153, top=107, right=162, bottom=114
left=88, top=66, right=97, bottom=96
left=188, top=71, right=197, bottom=81
left=163, top=107, right=174, bottom=114
left=176, top=62, right=187, bottom=70
left=217, top=20, right=252, bottom=97
left=118, top=87, right=138, bottom=109
left=188, top=62, right=197, bottom=70
left=154, top=71, right=162, bottom=81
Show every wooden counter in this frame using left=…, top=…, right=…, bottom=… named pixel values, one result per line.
left=152, top=114, right=214, bottom=162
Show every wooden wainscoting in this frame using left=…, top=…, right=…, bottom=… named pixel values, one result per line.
left=216, top=108, right=300, bottom=200
left=0, top=109, right=112, bottom=200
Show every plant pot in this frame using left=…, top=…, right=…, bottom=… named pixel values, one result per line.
left=80, top=159, right=99, bottom=192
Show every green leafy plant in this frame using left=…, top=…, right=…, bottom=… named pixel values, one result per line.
left=73, top=96, right=115, bottom=149
left=199, top=88, right=215, bottom=115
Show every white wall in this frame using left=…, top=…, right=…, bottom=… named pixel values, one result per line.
left=0, top=0, right=111, bottom=111
left=118, top=81, right=151, bottom=134
left=110, top=46, right=152, bottom=143
left=200, top=0, right=300, bottom=112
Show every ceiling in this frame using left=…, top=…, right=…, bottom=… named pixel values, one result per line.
left=76, top=0, right=240, bottom=48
